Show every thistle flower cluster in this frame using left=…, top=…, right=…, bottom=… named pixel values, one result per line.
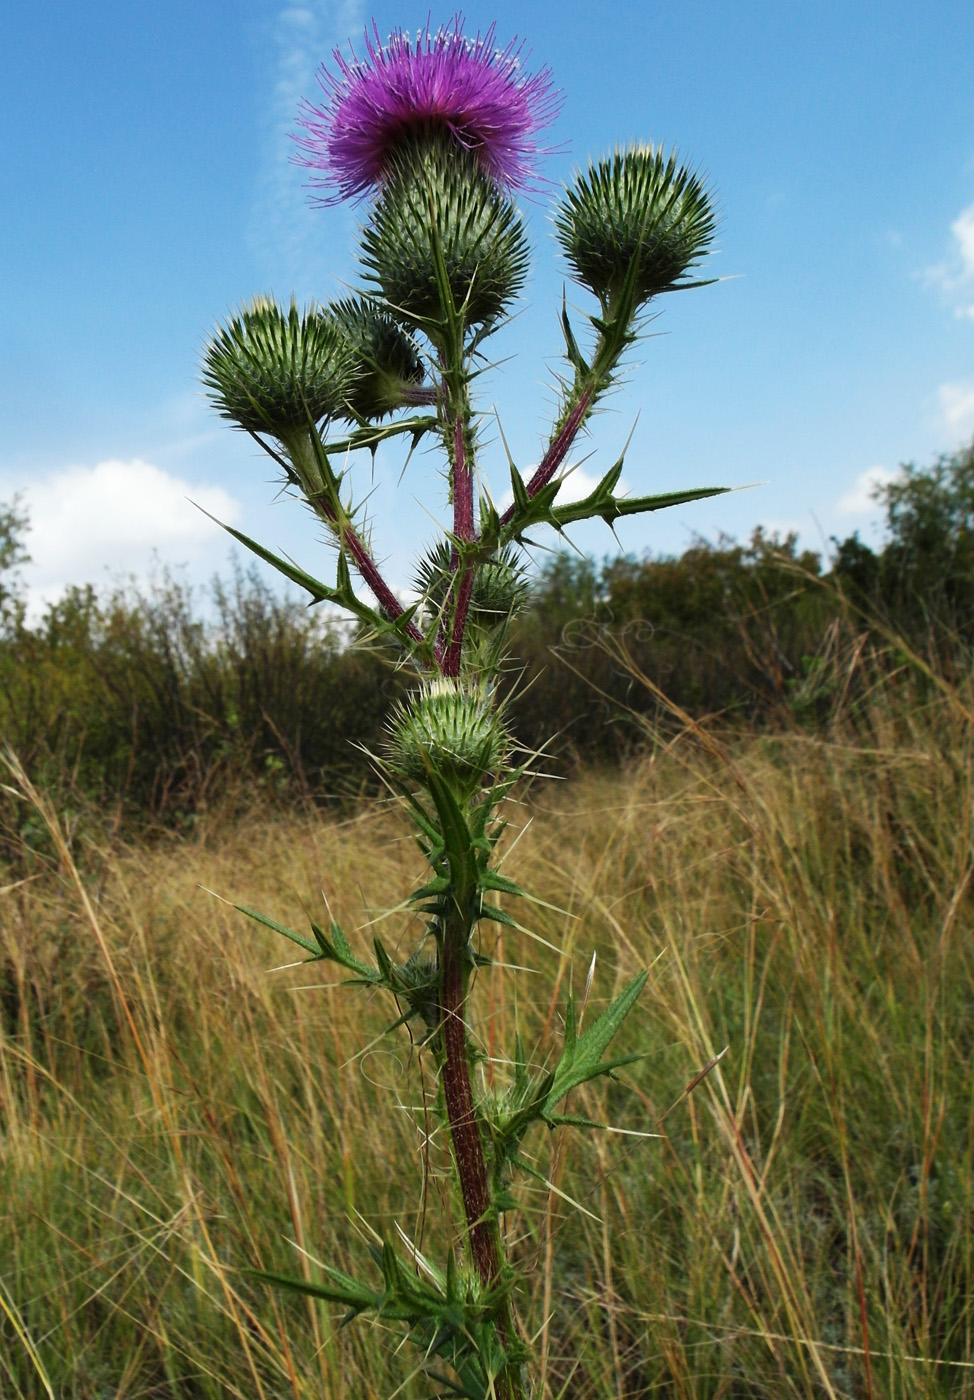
left=295, top=18, right=560, bottom=200
left=200, top=18, right=725, bottom=1400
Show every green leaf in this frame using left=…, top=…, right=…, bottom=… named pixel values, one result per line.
left=550, top=483, right=729, bottom=531
left=560, top=291, right=590, bottom=377
left=422, top=766, right=479, bottom=907
left=309, top=920, right=382, bottom=982
left=477, top=903, right=521, bottom=929
left=373, top=936, right=395, bottom=983
left=478, top=868, right=526, bottom=898
left=194, top=513, right=339, bottom=606
left=545, top=1111, right=611, bottom=1130
left=247, top=1265, right=379, bottom=1314
left=509, top=461, right=531, bottom=515
left=232, top=903, right=322, bottom=959
left=546, top=970, right=648, bottom=1110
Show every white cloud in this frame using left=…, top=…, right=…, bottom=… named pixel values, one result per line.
left=951, top=205, right=974, bottom=276
left=18, top=458, right=241, bottom=610
left=836, top=465, right=898, bottom=517
left=937, top=380, right=974, bottom=437
left=924, top=201, right=974, bottom=318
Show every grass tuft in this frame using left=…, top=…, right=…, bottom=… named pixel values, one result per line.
left=1, top=642, right=972, bottom=1397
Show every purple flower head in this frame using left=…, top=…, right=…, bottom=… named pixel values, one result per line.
left=295, top=15, right=560, bottom=202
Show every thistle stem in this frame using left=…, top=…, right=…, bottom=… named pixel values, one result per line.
left=452, top=413, right=475, bottom=543
left=438, top=381, right=478, bottom=673
left=318, top=501, right=426, bottom=647
left=499, top=385, right=594, bottom=526
left=438, top=914, right=525, bottom=1400
left=338, top=522, right=426, bottom=645
left=439, top=926, right=499, bottom=1286
left=442, top=568, right=475, bottom=677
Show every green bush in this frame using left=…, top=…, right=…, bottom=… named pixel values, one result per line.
left=1, top=437, right=972, bottom=825
left=0, top=560, right=404, bottom=836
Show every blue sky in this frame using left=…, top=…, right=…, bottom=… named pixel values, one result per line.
left=2, top=0, right=973, bottom=614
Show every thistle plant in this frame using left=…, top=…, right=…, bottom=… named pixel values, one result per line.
left=201, top=17, right=725, bottom=1398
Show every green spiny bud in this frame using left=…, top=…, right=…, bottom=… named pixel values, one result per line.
left=554, top=145, right=716, bottom=310
left=360, top=138, right=530, bottom=332
left=388, top=677, right=509, bottom=795
left=414, top=541, right=529, bottom=627
left=202, top=296, right=357, bottom=439
left=327, top=297, right=428, bottom=420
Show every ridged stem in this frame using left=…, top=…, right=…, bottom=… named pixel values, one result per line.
left=499, top=386, right=594, bottom=526
left=286, top=430, right=426, bottom=648
left=438, top=911, right=525, bottom=1400
left=438, top=374, right=478, bottom=674
left=341, top=527, right=425, bottom=645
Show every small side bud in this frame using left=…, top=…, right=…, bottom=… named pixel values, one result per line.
left=554, top=145, right=716, bottom=310
left=327, top=297, right=428, bottom=420
left=202, top=296, right=357, bottom=440
left=414, top=542, right=529, bottom=630
left=387, top=677, right=509, bottom=796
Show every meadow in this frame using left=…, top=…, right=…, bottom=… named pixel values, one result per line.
left=1, top=622, right=971, bottom=1398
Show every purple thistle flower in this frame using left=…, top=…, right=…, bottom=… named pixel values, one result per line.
left=295, top=15, right=560, bottom=202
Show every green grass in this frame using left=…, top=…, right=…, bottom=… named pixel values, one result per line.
left=1, top=646, right=972, bottom=1397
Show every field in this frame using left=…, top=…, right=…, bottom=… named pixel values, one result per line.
left=1, top=648, right=973, bottom=1398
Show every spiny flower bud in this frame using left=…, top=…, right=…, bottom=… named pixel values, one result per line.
left=327, top=297, right=427, bottom=419
left=414, top=542, right=529, bottom=627
left=554, top=145, right=716, bottom=310
left=202, top=296, right=357, bottom=439
left=387, top=677, right=509, bottom=795
left=360, top=140, right=530, bottom=331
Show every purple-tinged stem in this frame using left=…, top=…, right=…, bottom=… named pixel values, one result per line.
left=399, top=384, right=440, bottom=407
left=439, top=929, right=500, bottom=1288
left=442, top=569, right=475, bottom=677
left=321, top=504, right=426, bottom=648
left=452, top=414, right=475, bottom=543
left=438, top=919, right=524, bottom=1400
left=439, top=407, right=477, bottom=674
left=499, top=386, right=594, bottom=526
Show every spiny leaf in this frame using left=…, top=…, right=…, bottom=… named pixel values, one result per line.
left=232, top=903, right=321, bottom=959
left=247, top=1265, right=378, bottom=1313
left=546, top=970, right=648, bottom=1109
left=549, top=483, right=729, bottom=531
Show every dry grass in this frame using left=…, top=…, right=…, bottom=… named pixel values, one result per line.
left=1, top=658, right=972, bottom=1398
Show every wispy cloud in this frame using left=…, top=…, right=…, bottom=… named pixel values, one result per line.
left=249, top=0, right=364, bottom=295
left=17, top=459, right=241, bottom=613
left=835, top=465, right=898, bottom=517
left=936, top=379, right=974, bottom=438
left=924, top=202, right=974, bottom=319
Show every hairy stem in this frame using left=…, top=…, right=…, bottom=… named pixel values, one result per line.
left=441, top=569, right=475, bottom=677
left=316, top=501, right=426, bottom=648
left=439, top=913, right=525, bottom=1400
left=341, top=526, right=424, bottom=644
left=500, top=385, right=594, bottom=526
left=439, top=925, right=499, bottom=1286
left=437, top=378, right=478, bottom=673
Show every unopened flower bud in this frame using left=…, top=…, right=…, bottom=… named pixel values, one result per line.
left=414, top=542, right=528, bottom=628
left=327, top=297, right=427, bottom=419
left=361, top=141, right=530, bottom=331
left=202, top=297, right=357, bottom=439
left=387, top=677, right=509, bottom=795
left=555, top=145, right=716, bottom=310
